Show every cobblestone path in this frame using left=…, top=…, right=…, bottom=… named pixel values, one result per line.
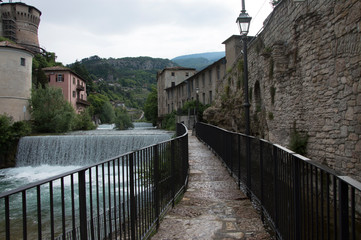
left=151, top=132, right=272, bottom=240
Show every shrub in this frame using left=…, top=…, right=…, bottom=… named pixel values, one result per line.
left=30, top=86, right=76, bottom=133
left=0, top=114, right=32, bottom=167
left=162, top=112, right=176, bottom=131
left=114, top=108, right=134, bottom=130
left=74, top=109, right=96, bottom=130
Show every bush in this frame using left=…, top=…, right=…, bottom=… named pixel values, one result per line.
left=100, top=101, right=115, bottom=124
left=30, top=86, right=76, bottom=133
left=114, top=108, right=134, bottom=130
left=162, top=112, right=176, bottom=131
left=74, top=109, right=96, bottom=130
left=0, top=114, right=32, bottom=167
left=178, top=100, right=210, bottom=122
left=144, top=86, right=158, bottom=126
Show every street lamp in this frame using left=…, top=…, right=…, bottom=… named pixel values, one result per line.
left=237, top=0, right=252, bottom=196
left=196, top=87, right=199, bottom=123
left=236, top=0, right=251, bottom=136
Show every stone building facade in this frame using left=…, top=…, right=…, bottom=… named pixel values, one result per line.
left=205, top=0, right=361, bottom=181
left=0, top=41, right=33, bottom=121
left=0, top=2, right=41, bottom=52
left=43, top=66, right=90, bottom=113
left=157, top=58, right=227, bottom=129
left=157, top=67, right=197, bottom=117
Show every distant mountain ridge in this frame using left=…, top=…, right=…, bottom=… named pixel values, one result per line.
left=172, top=51, right=225, bottom=70
left=76, top=55, right=177, bottom=85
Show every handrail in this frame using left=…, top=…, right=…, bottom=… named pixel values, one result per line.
left=196, top=122, right=361, bottom=240
left=0, top=123, right=189, bottom=240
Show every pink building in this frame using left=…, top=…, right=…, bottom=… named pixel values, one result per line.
left=43, top=66, right=90, bottom=113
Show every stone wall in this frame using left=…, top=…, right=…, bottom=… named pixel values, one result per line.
left=205, top=0, right=361, bottom=181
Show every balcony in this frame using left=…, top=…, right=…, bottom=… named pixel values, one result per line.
left=76, top=84, right=85, bottom=91
left=76, top=98, right=90, bottom=106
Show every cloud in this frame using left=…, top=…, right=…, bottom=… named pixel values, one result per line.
left=23, top=0, right=272, bottom=64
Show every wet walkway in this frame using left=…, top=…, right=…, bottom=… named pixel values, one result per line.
left=151, top=132, right=272, bottom=240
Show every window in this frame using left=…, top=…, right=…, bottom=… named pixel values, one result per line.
left=171, top=72, right=175, bottom=77
left=20, top=58, right=25, bottom=66
left=209, top=70, right=212, bottom=84
left=216, top=65, right=220, bottom=80
left=73, top=77, right=75, bottom=84
left=186, top=72, right=189, bottom=77
left=56, top=74, right=64, bottom=82
left=73, top=91, right=76, bottom=98
left=209, top=91, right=213, bottom=104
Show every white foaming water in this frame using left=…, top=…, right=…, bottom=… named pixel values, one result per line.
left=0, top=123, right=172, bottom=192
left=0, top=165, right=82, bottom=193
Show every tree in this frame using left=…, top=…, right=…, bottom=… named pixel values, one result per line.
left=100, top=101, right=115, bottom=124
left=74, top=109, right=96, bottom=130
left=144, top=86, right=158, bottom=126
left=0, top=114, right=31, bottom=166
left=32, top=53, right=62, bottom=88
left=114, top=108, right=134, bottom=130
left=30, top=86, right=76, bottom=133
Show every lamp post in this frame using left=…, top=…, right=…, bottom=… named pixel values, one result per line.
left=196, top=87, right=199, bottom=122
left=193, top=87, right=200, bottom=136
left=236, top=0, right=251, bottom=136
left=236, top=0, right=252, bottom=196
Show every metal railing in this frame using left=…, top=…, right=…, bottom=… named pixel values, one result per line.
left=196, top=122, right=361, bottom=240
left=0, top=123, right=189, bottom=240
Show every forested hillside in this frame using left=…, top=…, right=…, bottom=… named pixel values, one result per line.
left=76, top=55, right=176, bottom=87
left=68, top=56, right=177, bottom=109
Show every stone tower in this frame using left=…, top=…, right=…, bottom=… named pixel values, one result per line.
left=0, top=41, right=33, bottom=121
left=0, top=2, right=41, bottom=52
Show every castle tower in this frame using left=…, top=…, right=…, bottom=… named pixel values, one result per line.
left=0, top=41, right=33, bottom=121
left=0, top=2, right=41, bottom=52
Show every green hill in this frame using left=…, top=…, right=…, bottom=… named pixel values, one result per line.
left=68, top=55, right=177, bottom=109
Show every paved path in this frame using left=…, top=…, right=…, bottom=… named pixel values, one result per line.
left=151, top=133, right=272, bottom=240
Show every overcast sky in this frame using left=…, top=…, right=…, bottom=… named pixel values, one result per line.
left=21, top=0, right=273, bottom=64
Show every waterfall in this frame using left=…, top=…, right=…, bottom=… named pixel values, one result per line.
left=16, top=125, right=172, bottom=166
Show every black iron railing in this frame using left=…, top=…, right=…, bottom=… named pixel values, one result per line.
left=0, top=123, right=189, bottom=240
left=196, top=122, right=361, bottom=240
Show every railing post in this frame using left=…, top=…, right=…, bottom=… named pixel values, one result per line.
left=273, top=145, right=279, bottom=231
left=5, top=196, right=10, bottom=240
left=129, top=153, right=137, bottom=239
left=171, top=140, right=176, bottom=207
left=338, top=179, right=349, bottom=240
left=78, top=170, right=88, bottom=240
left=246, top=135, right=251, bottom=197
left=260, top=140, right=264, bottom=223
left=293, top=156, right=301, bottom=240
left=238, top=134, right=241, bottom=188
left=153, top=145, right=160, bottom=229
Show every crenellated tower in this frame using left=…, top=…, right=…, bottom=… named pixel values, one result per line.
left=0, top=2, right=41, bottom=52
